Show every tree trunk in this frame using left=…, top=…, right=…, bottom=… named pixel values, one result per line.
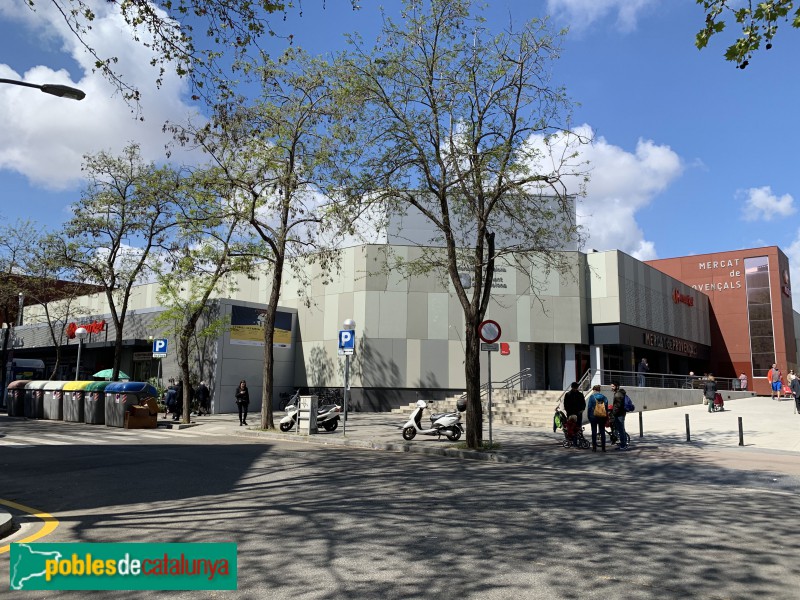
left=260, top=255, right=285, bottom=430
left=112, top=317, right=125, bottom=381
left=179, top=327, right=192, bottom=424
left=464, top=315, right=483, bottom=448
left=0, top=325, right=9, bottom=406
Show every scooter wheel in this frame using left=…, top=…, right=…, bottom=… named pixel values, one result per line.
left=402, top=427, right=417, bottom=441
left=446, top=427, right=461, bottom=442
left=279, top=421, right=293, bottom=432
left=323, top=419, right=338, bottom=432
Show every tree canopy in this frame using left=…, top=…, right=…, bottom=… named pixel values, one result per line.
left=696, top=0, right=800, bottom=68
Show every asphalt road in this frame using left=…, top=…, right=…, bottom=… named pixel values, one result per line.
left=1, top=417, right=799, bottom=599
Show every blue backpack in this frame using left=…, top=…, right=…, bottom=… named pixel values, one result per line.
left=624, top=395, right=635, bottom=413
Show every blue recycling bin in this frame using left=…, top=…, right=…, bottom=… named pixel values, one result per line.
left=104, top=382, right=159, bottom=428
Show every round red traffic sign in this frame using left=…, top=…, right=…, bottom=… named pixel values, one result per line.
left=478, top=320, right=501, bottom=344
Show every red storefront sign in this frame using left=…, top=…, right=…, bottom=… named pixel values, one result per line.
left=66, top=320, right=106, bottom=339
left=672, top=289, right=694, bottom=307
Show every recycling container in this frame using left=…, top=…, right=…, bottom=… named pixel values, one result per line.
left=62, top=381, right=92, bottom=423
left=6, top=380, right=30, bottom=417
left=104, top=382, right=159, bottom=428
left=42, top=381, right=70, bottom=420
left=82, top=381, right=112, bottom=425
left=24, top=381, right=47, bottom=419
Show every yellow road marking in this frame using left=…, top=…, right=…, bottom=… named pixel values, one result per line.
left=0, top=499, right=59, bottom=554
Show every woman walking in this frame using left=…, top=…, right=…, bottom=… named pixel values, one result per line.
left=235, top=380, right=250, bottom=426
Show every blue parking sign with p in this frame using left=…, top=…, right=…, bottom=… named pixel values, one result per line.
left=152, top=338, right=168, bottom=356
left=338, top=330, right=355, bottom=351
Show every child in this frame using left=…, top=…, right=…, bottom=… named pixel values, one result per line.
left=565, top=414, right=579, bottom=447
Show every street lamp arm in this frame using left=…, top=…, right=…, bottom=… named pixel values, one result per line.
left=0, top=78, right=86, bottom=101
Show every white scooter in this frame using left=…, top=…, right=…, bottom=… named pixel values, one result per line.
left=279, top=397, right=341, bottom=432
left=401, top=400, right=463, bottom=441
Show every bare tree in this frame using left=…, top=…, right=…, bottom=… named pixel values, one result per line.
left=53, top=143, right=179, bottom=381
left=338, top=0, right=589, bottom=448
left=154, top=170, right=253, bottom=423
left=169, top=48, right=351, bottom=428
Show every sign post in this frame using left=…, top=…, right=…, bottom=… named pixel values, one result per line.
left=152, top=339, right=168, bottom=389
left=338, top=321, right=356, bottom=435
left=478, top=320, right=501, bottom=449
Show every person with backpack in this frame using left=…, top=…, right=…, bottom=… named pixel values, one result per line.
left=610, top=382, right=630, bottom=451
left=703, top=374, right=718, bottom=413
left=195, top=381, right=210, bottom=416
left=163, top=380, right=177, bottom=419
left=586, top=384, right=609, bottom=452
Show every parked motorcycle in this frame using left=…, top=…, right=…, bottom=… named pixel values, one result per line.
left=401, top=400, right=463, bottom=441
left=279, top=396, right=341, bottom=432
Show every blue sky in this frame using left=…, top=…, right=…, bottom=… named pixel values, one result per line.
left=1, top=0, right=799, bottom=293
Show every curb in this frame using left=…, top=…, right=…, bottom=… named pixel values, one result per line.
left=234, top=428, right=518, bottom=463
left=0, top=508, right=14, bottom=539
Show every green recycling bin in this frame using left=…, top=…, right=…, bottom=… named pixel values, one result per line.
left=42, top=381, right=69, bottom=420
left=83, top=381, right=112, bottom=425
left=6, top=380, right=30, bottom=417
left=63, top=381, right=92, bottom=423
left=24, top=381, right=46, bottom=419
left=104, top=382, right=159, bottom=428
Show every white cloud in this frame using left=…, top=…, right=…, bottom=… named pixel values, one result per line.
left=783, top=230, right=800, bottom=309
left=740, top=186, right=795, bottom=221
left=530, top=124, right=683, bottom=260
left=546, top=0, right=657, bottom=31
left=0, top=1, right=201, bottom=190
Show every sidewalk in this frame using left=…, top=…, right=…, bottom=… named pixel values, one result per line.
left=213, top=394, right=800, bottom=472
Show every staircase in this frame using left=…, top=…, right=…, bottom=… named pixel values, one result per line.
left=390, top=389, right=564, bottom=428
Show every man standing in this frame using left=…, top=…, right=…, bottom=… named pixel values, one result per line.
left=586, top=385, right=609, bottom=452
left=637, top=358, right=649, bottom=387
left=610, top=382, right=629, bottom=450
left=195, top=381, right=210, bottom=416
left=769, top=364, right=782, bottom=400
left=791, top=374, right=800, bottom=414
left=563, top=381, right=587, bottom=432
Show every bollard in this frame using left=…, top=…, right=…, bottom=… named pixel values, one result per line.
left=738, top=416, right=744, bottom=446
left=685, top=413, right=690, bottom=442
left=639, top=411, right=643, bottom=438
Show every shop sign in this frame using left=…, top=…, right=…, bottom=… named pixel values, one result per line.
left=643, top=332, right=698, bottom=357
left=66, top=320, right=106, bottom=339
left=133, top=352, right=153, bottom=362
left=672, top=289, right=694, bottom=307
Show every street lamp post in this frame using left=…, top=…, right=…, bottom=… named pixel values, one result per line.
left=342, top=318, right=356, bottom=436
left=17, top=292, right=24, bottom=326
left=74, top=327, right=88, bottom=381
left=0, top=78, right=86, bottom=101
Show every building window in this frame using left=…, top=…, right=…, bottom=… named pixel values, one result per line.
left=744, top=256, right=775, bottom=377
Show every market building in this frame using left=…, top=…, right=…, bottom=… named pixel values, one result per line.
left=8, top=242, right=714, bottom=413
left=647, top=246, right=798, bottom=396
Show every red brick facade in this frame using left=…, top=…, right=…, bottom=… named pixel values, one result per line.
left=647, top=247, right=796, bottom=396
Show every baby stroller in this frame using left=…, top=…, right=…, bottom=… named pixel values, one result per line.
left=711, top=392, right=725, bottom=412
left=605, top=415, right=631, bottom=447
left=553, top=407, right=590, bottom=449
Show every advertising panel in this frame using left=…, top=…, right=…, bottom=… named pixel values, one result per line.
left=230, top=306, right=292, bottom=348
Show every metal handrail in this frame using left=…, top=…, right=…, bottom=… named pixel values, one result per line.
left=597, top=369, right=744, bottom=391
left=460, top=367, right=532, bottom=400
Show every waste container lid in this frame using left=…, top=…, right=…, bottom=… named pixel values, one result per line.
left=63, top=381, right=95, bottom=391
left=24, top=381, right=48, bottom=390
left=104, top=382, right=158, bottom=396
left=85, top=381, right=113, bottom=391
left=43, top=381, right=71, bottom=390
left=7, top=380, right=31, bottom=389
